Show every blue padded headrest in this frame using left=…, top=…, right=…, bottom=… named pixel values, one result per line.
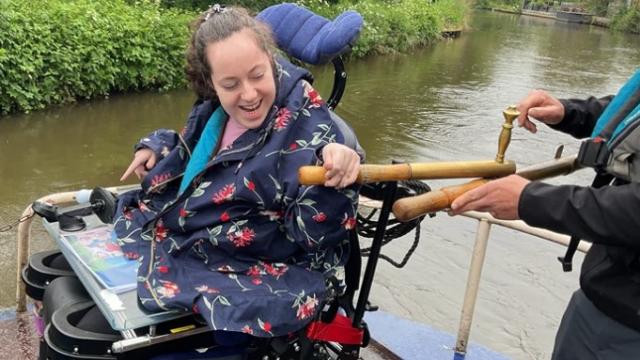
left=257, top=3, right=363, bottom=65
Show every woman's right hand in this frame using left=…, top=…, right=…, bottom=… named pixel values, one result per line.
left=321, top=143, right=360, bottom=188
left=120, top=148, right=157, bottom=181
left=516, top=90, right=565, bottom=133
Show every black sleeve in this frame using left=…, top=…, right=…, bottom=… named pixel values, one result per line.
left=550, top=96, right=613, bottom=138
left=519, top=181, right=640, bottom=249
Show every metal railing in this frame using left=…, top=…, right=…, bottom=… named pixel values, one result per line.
left=453, top=211, right=590, bottom=359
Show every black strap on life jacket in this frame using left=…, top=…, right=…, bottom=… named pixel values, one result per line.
left=557, top=172, right=613, bottom=272
left=564, top=86, right=640, bottom=271
left=577, top=87, right=640, bottom=170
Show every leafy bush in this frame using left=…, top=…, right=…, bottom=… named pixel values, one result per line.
left=0, top=0, right=195, bottom=114
left=0, top=0, right=467, bottom=115
left=475, top=0, right=522, bottom=11
left=611, top=6, right=640, bottom=34
left=157, top=0, right=285, bottom=11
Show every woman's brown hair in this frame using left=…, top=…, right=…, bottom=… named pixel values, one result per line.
left=185, top=6, right=277, bottom=100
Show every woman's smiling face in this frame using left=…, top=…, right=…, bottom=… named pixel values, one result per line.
left=206, top=28, right=276, bottom=129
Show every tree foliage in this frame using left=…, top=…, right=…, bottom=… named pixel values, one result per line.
left=611, top=6, right=640, bottom=33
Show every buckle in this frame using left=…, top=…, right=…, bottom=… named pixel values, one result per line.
left=577, top=137, right=609, bottom=170
left=557, top=254, right=573, bottom=272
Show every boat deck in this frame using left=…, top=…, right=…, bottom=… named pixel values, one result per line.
left=1, top=306, right=400, bottom=360
left=0, top=308, right=39, bottom=360
left=1, top=306, right=509, bottom=359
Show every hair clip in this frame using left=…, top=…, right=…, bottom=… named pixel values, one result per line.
left=204, top=4, right=226, bottom=21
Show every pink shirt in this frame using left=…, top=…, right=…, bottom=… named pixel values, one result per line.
left=218, top=116, right=248, bottom=153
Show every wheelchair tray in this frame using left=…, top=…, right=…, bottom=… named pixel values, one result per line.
left=43, top=215, right=190, bottom=331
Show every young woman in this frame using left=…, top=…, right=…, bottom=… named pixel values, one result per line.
left=114, top=5, right=361, bottom=339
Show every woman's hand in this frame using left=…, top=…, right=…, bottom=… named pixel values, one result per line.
left=516, top=90, right=565, bottom=134
left=321, top=143, right=360, bottom=188
left=120, top=148, right=157, bottom=181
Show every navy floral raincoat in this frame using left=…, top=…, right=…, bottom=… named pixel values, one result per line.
left=113, top=58, right=359, bottom=337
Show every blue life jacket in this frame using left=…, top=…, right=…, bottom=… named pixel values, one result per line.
left=578, top=68, right=640, bottom=182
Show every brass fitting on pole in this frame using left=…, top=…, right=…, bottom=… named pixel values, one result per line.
left=495, top=105, right=520, bottom=163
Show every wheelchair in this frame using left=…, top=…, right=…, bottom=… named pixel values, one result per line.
left=20, top=4, right=430, bottom=359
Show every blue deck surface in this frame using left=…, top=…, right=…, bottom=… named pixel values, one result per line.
left=0, top=307, right=15, bottom=321
left=365, top=311, right=510, bottom=360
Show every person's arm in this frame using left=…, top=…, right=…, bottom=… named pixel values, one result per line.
left=120, top=100, right=214, bottom=181
left=451, top=93, right=619, bottom=232
left=519, top=181, right=640, bottom=249
left=551, top=96, right=613, bottom=138
left=281, top=83, right=361, bottom=261
left=120, top=129, right=179, bottom=181
left=515, top=90, right=612, bottom=137
left=284, top=143, right=360, bottom=258
left=134, top=129, right=180, bottom=161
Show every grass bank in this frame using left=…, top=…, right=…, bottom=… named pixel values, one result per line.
left=0, top=0, right=468, bottom=115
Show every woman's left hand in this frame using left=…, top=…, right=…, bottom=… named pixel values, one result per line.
left=321, top=143, right=360, bottom=188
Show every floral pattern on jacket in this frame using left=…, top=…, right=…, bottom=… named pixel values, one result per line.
left=113, top=58, right=359, bottom=337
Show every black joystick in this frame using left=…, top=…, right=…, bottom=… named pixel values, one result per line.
left=31, top=187, right=118, bottom=232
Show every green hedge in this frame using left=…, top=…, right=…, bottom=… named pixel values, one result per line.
left=0, top=0, right=467, bottom=115
left=0, top=0, right=195, bottom=115
left=157, top=0, right=287, bottom=11
left=611, top=7, right=640, bottom=34
left=294, top=0, right=466, bottom=57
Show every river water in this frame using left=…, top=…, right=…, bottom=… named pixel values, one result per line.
left=1, top=10, right=639, bottom=360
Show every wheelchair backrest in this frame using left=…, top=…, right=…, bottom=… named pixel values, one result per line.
left=258, top=3, right=363, bottom=110
left=257, top=3, right=362, bottom=66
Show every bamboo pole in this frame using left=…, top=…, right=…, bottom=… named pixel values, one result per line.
left=392, top=155, right=582, bottom=222
left=298, top=160, right=515, bottom=185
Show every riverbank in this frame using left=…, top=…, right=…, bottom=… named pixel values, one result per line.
left=0, top=0, right=468, bottom=116
left=487, top=7, right=610, bottom=27
left=480, top=4, right=638, bottom=33
left=522, top=9, right=610, bottom=28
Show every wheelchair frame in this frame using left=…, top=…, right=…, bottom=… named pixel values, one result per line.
left=17, top=175, right=414, bottom=360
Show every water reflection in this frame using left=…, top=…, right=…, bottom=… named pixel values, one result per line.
left=336, top=13, right=639, bottom=166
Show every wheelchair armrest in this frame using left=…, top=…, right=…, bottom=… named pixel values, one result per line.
left=257, top=3, right=363, bottom=65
